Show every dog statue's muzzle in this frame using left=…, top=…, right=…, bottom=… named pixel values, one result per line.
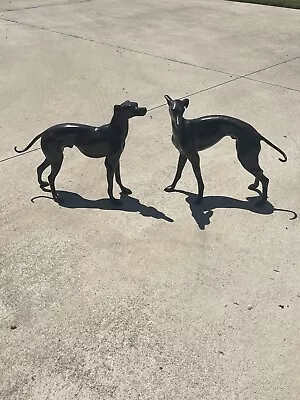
left=135, top=107, right=147, bottom=116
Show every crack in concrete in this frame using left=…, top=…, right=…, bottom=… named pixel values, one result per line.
left=243, top=76, right=300, bottom=93
left=242, top=56, right=299, bottom=77
left=0, top=148, right=40, bottom=163
left=148, top=76, right=242, bottom=112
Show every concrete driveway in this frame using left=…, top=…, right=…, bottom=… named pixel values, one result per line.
left=0, top=1, right=299, bottom=399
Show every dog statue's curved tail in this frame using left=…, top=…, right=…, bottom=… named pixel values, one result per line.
left=14, top=132, right=44, bottom=153
left=261, top=136, right=287, bottom=162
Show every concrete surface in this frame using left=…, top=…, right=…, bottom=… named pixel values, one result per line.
left=0, top=1, right=299, bottom=399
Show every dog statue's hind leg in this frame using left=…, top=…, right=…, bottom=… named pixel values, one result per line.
left=248, top=177, right=260, bottom=191
left=236, top=142, right=269, bottom=206
left=37, top=158, right=50, bottom=190
left=187, top=153, right=205, bottom=204
left=48, top=154, right=64, bottom=204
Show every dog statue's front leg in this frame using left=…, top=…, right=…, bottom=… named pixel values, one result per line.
left=115, top=162, right=132, bottom=195
left=164, top=153, right=187, bottom=192
left=105, top=156, right=119, bottom=203
left=187, top=153, right=204, bottom=204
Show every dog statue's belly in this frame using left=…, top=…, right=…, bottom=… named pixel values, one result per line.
left=76, top=142, right=112, bottom=158
left=196, top=134, right=224, bottom=151
left=74, top=126, right=115, bottom=158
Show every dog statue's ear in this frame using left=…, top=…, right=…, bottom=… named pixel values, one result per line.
left=114, top=104, right=121, bottom=112
left=164, top=95, right=173, bottom=105
left=183, top=98, right=189, bottom=109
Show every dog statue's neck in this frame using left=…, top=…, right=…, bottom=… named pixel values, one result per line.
left=172, top=116, right=185, bottom=132
left=110, top=114, right=129, bottom=136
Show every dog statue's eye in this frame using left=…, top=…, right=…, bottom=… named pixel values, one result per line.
left=120, top=104, right=132, bottom=110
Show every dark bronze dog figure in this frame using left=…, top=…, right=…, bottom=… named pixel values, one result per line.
left=164, top=95, right=287, bottom=206
left=15, top=101, right=147, bottom=204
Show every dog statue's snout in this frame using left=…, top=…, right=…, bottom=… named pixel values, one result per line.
left=136, top=107, right=148, bottom=116
left=139, top=107, right=147, bottom=116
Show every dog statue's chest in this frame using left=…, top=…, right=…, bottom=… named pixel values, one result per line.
left=171, top=123, right=189, bottom=153
left=171, top=133, right=183, bottom=152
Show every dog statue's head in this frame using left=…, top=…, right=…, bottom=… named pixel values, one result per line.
left=114, top=100, right=147, bottom=119
left=164, top=95, right=189, bottom=125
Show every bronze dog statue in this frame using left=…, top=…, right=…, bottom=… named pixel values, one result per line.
left=15, top=101, right=147, bottom=204
left=164, top=95, right=287, bottom=206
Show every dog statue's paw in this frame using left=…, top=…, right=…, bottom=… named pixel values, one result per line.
left=121, top=187, right=132, bottom=195
left=40, top=182, right=50, bottom=192
left=164, top=185, right=175, bottom=192
left=40, top=181, right=50, bottom=188
left=248, top=183, right=259, bottom=191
